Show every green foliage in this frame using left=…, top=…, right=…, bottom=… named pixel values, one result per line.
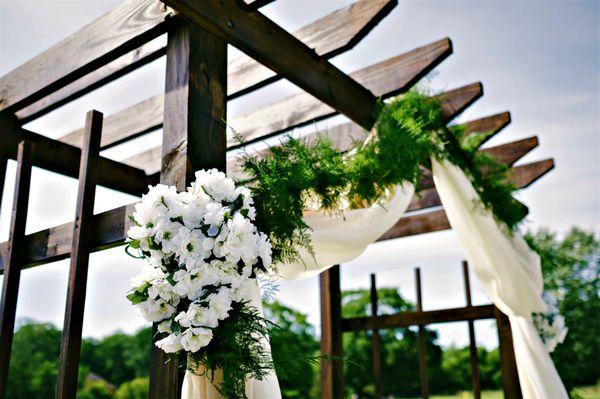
left=241, top=91, right=525, bottom=264
left=441, top=346, right=502, bottom=392
left=526, top=228, right=600, bottom=391
left=114, top=377, right=149, bottom=399
left=77, top=378, right=114, bottom=399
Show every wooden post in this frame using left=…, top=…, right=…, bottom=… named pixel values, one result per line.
left=0, top=141, right=33, bottom=398
left=0, top=156, right=7, bottom=214
left=56, top=110, right=103, bottom=399
left=415, top=267, right=429, bottom=399
left=462, top=261, right=481, bottom=399
left=494, top=307, right=522, bottom=399
left=149, top=22, right=227, bottom=399
left=320, top=265, right=343, bottom=399
left=370, top=273, right=382, bottom=399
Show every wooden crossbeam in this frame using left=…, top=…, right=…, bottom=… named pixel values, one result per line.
left=162, top=0, right=377, bottom=128
left=0, top=141, right=34, bottom=399
left=56, top=110, right=103, bottom=399
left=0, top=0, right=174, bottom=113
left=0, top=113, right=154, bottom=196
left=63, top=38, right=452, bottom=152
left=341, top=304, right=496, bottom=332
left=378, top=158, right=555, bottom=241
left=0, top=157, right=553, bottom=274
left=14, top=0, right=275, bottom=123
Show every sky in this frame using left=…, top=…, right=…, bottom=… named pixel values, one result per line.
left=0, top=0, right=598, bottom=351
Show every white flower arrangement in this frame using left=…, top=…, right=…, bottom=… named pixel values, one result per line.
left=533, top=291, right=568, bottom=353
left=125, top=169, right=272, bottom=356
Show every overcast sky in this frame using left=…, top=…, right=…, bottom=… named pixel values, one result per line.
left=0, top=0, right=598, bottom=351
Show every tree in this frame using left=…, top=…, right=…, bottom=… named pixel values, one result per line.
left=264, top=302, right=320, bottom=399
left=526, top=228, right=600, bottom=391
left=114, top=377, right=149, bottom=399
left=77, top=378, right=114, bottom=399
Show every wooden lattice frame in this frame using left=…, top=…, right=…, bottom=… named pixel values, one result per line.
left=0, top=1, right=554, bottom=398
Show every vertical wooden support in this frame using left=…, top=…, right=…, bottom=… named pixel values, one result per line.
left=462, top=261, right=481, bottom=399
left=0, top=141, right=33, bottom=398
left=320, top=265, right=343, bottom=399
left=149, top=22, right=227, bottom=399
left=370, top=273, right=382, bottom=399
left=494, top=307, right=523, bottom=399
left=0, top=156, right=7, bottom=214
left=415, top=267, right=429, bottom=399
left=56, top=110, right=103, bottom=399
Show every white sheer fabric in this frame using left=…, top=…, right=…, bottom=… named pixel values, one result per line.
left=431, top=158, right=568, bottom=399
left=182, top=184, right=415, bottom=398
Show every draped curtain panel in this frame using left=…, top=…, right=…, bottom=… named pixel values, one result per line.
left=431, top=158, right=568, bottom=399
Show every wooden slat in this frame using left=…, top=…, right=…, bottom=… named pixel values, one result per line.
left=341, top=304, right=496, bottom=332
left=0, top=0, right=174, bottom=113
left=0, top=114, right=154, bottom=196
left=66, top=37, right=452, bottom=155
left=462, top=111, right=510, bottom=142
left=15, top=0, right=276, bottom=123
left=415, top=268, right=429, bottom=399
left=57, top=0, right=396, bottom=149
left=379, top=158, right=555, bottom=240
left=494, top=308, right=523, bottom=399
left=0, top=157, right=551, bottom=273
left=149, top=23, right=227, bottom=398
left=463, top=261, right=481, bottom=399
left=370, top=274, right=383, bottom=399
left=0, top=141, right=34, bottom=399
left=56, top=110, right=103, bottom=399
left=320, top=266, right=344, bottom=399
left=407, top=140, right=541, bottom=212
left=163, top=0, right=378, bottom=129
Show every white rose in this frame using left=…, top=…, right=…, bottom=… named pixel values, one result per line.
left=155, top=333, right=183, bottom=353
left=209, top=288, right=233, bottom=320
left=181, top=327, right=213, bottom=353
left=139, top=298, right=176, bottom=322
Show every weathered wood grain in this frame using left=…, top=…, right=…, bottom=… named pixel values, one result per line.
left=495, top=308, right=523, bottom=398
left=0, top=0, right=174, bottom=113
left=62, top=37, right=451, bottom=152
left=341, top=304, right=496, bottom=332
left=0, top=113, right=155, bottom=196
left=56, top=110, right=103, bottom=399
left=320, top=266, right=344, bottom=399
left=0, top=142, right=34, bottom=399
left=162, top=0, right=377, bottom=128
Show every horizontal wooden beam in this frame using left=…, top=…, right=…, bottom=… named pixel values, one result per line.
left=378, top=158, right=554, bottom=241
left=163, top=0, right=377, bottom=128
left=0, top=113, right=154, bottom=196
left=0, top=0, right=174, bottom=113
left=62, top=37, right=452, bottom=151
left=27, top=0, right=393, bottom=132
left=0, top=157, right=552, bottom=273
left=341, top=305, right=495, bottom=332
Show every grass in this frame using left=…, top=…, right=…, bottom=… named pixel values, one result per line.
left=397, top=385, right=600, bottom=399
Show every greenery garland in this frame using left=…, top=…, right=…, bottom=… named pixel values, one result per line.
left=239, top=91, right=527, bottom=264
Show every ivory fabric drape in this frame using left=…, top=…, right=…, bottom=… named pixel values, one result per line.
left=431, top=158, right=568, bottom=399
left=181, top=184, right=415, bottom=398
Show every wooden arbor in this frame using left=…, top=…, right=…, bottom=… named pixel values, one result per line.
left=0, top=1, right=554, bottom=398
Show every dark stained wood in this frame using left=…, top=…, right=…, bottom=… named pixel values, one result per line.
left=341, top=304, right=496, bottom=332
left=463, top=261, right=481, bottom=399
left=494, top=308, right=523, bottom=399
left=511, top=158, right=554, bottom=189
left=462, top=111, right=511, bottom=142
left=0, top=0, right=174, bottom=113
left=71, top=38, right=452, bottom=158
left=415, top=268, right=429, bottom=399
left=482, top=136, right=539, bottom=166
left=55, top=110, right=103, bottom=399
left=15, top=0, right=274, bottom=123
left=320, top=266, right=344, bottom=399
left=149, top=23, right=227, bottom=398
left=162, top=0, right=377, bottom=129
left=0, top=141, right=33, bottom=399
left=0, top=156, right=553, bottom=273
left=0, top=156, right=7, bottom=215
left=0, top=113, right=155, bottom=196
left=370, top=274, right=382, bottom=399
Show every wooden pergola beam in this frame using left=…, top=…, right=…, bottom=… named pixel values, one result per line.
left=161, top=0, right=378, bottom=128
left=0, top=157, right=553, bottom=273
left=0, top=114, right=154, bottom=196
left=18, top=0, right=395, bottom=125
left=378, top=158, right=555, bottom=241
left=60, top=38, right=452, bottom=151
left=0, top=0, right=174, bottom=113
